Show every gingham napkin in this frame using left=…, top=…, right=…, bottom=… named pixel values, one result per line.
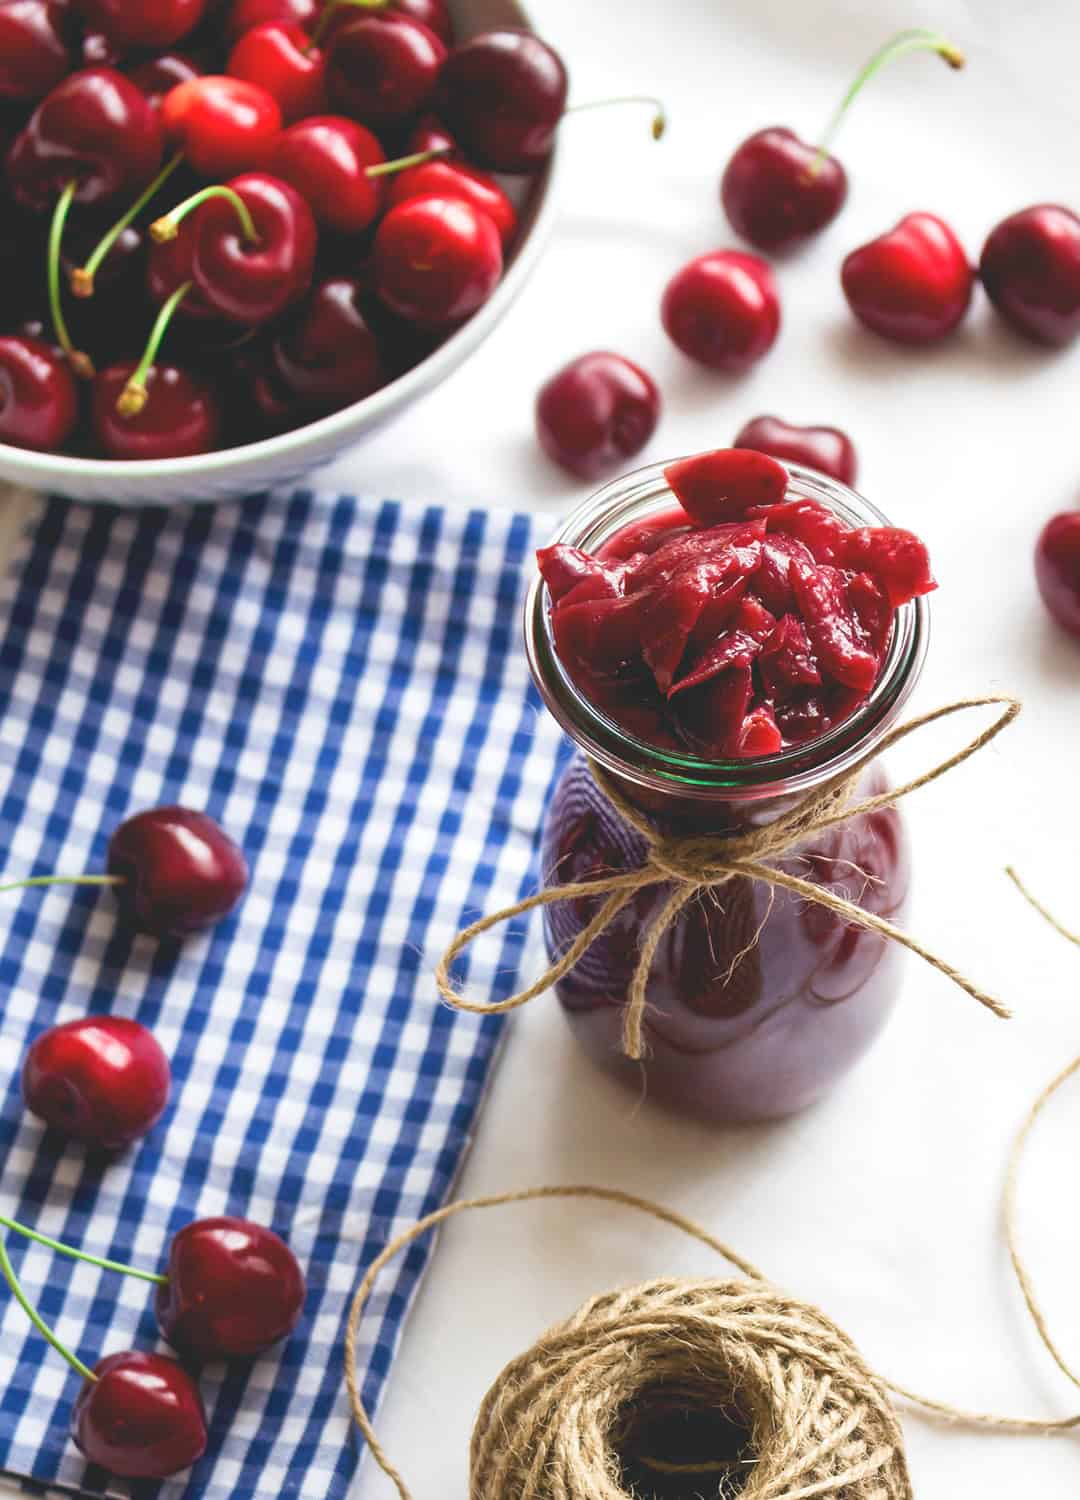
left=0, top=490, right=566, bottom=1499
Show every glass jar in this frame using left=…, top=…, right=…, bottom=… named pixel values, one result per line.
left=524, top=461, right=930, bottom=1124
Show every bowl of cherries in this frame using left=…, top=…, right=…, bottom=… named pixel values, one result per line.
left=0, top=0, right=566, bottom=503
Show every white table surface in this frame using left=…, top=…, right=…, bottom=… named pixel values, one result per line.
left=4, top=0, right=1080, bottom=1494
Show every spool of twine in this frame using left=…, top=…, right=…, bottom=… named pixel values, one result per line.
left=435, top=697, right=1021, bottom=1059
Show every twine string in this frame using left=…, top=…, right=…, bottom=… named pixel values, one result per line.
left=435, top=697, right=1022, bottom=1058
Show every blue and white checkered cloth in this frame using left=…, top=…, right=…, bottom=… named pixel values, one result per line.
left=0, top=490, right=566, bottom=1499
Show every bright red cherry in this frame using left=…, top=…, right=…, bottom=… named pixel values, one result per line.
left=842, top=211, right=974, bottom=344
left=661, top=250, right=780, bottom=372
left=269, top=275, right=384, bottom=415
left=373, top=193, right=502, bottom=327
left=72, top=1352, right=207, bottom=1479
left=161, top=75, right=283, bottom=179
left=733, top=414, right=857, bottom=485
left=0, top=0, right=72, bottom=102
left=386, top=159, right=516, bottom=246
left=1035, top=512, right=1080, bottom=637
left=326, top=12, right=446, bottom=127
left=0, top=336, right=78, bottom=451
left=127, top=52, right=203, bottom=112
left=224, top=0, right=316, bottom=43
left=92, top=363, right=221, bottom=460
left=721, top=130, right=847, bottom=253
left=536, top=351, right=660, bottom=480
left=106, top=806, right=248, bottom=935
left=79, top=0, right=207, bottom=48
left=156, top=1217, right=306, bottom=1360
left=21, top=1016, right=171, bottom=1150
left=227, top=22, right=326, bottom=123
left=437, top=28, right=567, bottom=173
left=269, top=114, right=384, bottom=234
left=979, top=205, right=1080, bottom=348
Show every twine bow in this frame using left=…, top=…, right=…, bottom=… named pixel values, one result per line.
left=436, top=696, right=1022, bottom=1057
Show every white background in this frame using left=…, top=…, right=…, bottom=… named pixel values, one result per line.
left=3, top=0, right=1080, bottom=1493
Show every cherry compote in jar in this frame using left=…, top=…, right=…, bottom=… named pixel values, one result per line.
left=525, top=456, right=932, bottom=1124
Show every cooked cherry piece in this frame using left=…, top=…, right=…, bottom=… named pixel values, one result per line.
left=842, top=212, right=974, bottom=344
left=326, top=12, right=446, bottom=127
left=437, top=28, right=567, bottom=172
left=93, top=363, right=221, bottom=460
left=269, top=275, right=384, bottom=415
left=183, top=171, right=318, bottom=324
left=666, top=448, right=787, bottom=526
left=224, top=0, right=316, bottom=44
left=127, top=51, right=203, bottom=111
left=721, top=129, right=847, bottom=253
left=270, top=114, right=384, bottom=235
left=1035, top=512, right=1080, bottom=637
left=385, top=159, right=516, bottom=246
left=80, top=0, right=207, bottom=48
left=105, top=806, right=248, bottom=935
left=72, top=1351, right=207, bottom=1479
left=733, top=415, right=857, bottom=486
left=0, top=0, right=72, bottom=102
left=227, top=21, right=326, bottom=123
left=0, top=335, right=78, bottom=451
left=156, top=1216, right=306, bottom=1359
left=536, top=351, right=660, bottom=480
left=661, top=250, right=780, bottom=372
left=373, top=193, right=502, bottom=327
left=979, top=204, right=1080, bottom=348
left=21, top=1016, right=171, bottom=1150
left=161, top=74, right=283, bottom=178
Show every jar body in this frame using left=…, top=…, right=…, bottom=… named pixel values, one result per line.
left=541, top=753, right=910, bottom=1123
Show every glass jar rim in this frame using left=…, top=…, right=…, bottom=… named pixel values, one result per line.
left=524, top=457, right=931, bottom=801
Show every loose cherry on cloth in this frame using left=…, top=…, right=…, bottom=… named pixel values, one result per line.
left=21, top=1016, right=171, bottom=1150
left=79, top=0, right=207, bottom=49
left=535, top=352, right=660, bottom=480
left=72, top=1352, right=208, bottom=1479
left=106, top=805, right=248, bottom=935
left=842, top=212, right=974, bottom=344
left=661, top=250, right=780, bottom=371
left=436, top=27, right=567, bottom=173
left=325, top=12, right=447, bottom=127
left=0, top=335, right=79, bottom=452
left=227, top=21, right=327, bottom=122
left=734, top=414, right=858, bottom=485
left=0, top=0, right=73, bottom=102
left=979, top=205, right=1080, bottom=348
left=1035, top=512, right=1080, bottom=637
left=373, top=193, right=502, bottom=327
left=161, top=74, right=283, bottom=178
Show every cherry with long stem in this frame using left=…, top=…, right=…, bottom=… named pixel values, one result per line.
left=0, top=874, right=123, bottom=897
left=116, top=281, right=193, bottom=417
left=71, top=154, right=186, bottom=299
left=0, top=1214, right=167, bottom=1288
left=46, top=183, right=94, bottom=379
left=151, top=185, right=260, bottom=247
left=0, top=1234, right=98, bottom=1384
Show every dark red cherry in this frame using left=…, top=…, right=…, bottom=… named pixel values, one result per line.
left=390, top=0, right=451, bottom=44
left=6, top=67, right=163, bottom=211
left=227, top=21, right=326, bottom=123
left=373, top=193, right=502, bottom=327
left=79, top=27, right=122, bottom=68
left=536, top=351, right=660, bottom=480
left=979, top=205, right=1080, bottom=348
left=79, top=0, right=207, bottom=48
left=126, top=51, right=203, bottom=111
left=1035, top=512, right=1080, bottom=637
left=0, top=0, right=73, bottom=102
left=269, top=114, right=384, bottom=234
left=156, top=1217, right=306, bottom=1359
left=105, top=806, right=247, bottom=934
left=269, top=275, right=384, bottom=415
left=842, top=212, right=974, bottom=344
left=733, top=414, right=857, bottom=486
left=326, top=12, right=446, bottom=127
left=21, top=1016, right=171, bottom=1150
left=72, top=1352, right=207, bottom=1479
left=161, top=74, right=282, bottom=178
left=661, top=250, right=780, bottom=372
left=385, top=159, right=516, bottom=245
left=224, top=0, right=316, bottom=44
left=721, top=129, right=847, bottom=253
left=437, top=28, right=567, bottom=173
left=92, top=363, right=221, bottom=460
left=147, top=218, right=219, bottom=321
left=0, top=335, right=78, bottom=450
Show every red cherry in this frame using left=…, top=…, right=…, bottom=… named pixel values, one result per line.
left=373, top=193, right=502, bottom=327
left=536, top=351, right=660, bottom=480
left=407, top=112, right=457, bottom=159
left=269, top=275, right=384, bottom=415
left=661, top=250, right=780, bottom=372
left=21, top=1016, right=171, bottom=1150
left=721, top=129, right=847, bottom=253
left=390, top=0, right=451, bottom=44
left=161, top=75, right=282, bottom=179
left=224, top=0, right=316, bottom=44
left=386, top=159, right=516, bottom=246
left=72, top=1352, right=207, bottom=1479
left=147, top=218, right=219, bottom=321
left=0, top=0, right=72, bottom=102
left=733, top=414, right=857, bottom=486
left=0, top=336, right=78, bottom=451
left=227, top=22, right=326, bottom=123
left=841, top=212, right=974, bottom=344
left=665, top=447, right=788, bottom=527
left=979, top=205, right=1080, bottom=348
left=326, top=13, right=446, bottom=128
left=105, top=806, right=247, bottom=934
left=269, top=114, right=384, bottom=235
left=156, top=1217, right=306, bottom=1359
left=92, top=363, right=221, bottom=460
left=437, top=28, right=567, bottom=173
left=1035, top=512, right=1080, bottom=637
left=126, top=51, right=203, bottom=111
left=78, top=0, right=207, bottom=48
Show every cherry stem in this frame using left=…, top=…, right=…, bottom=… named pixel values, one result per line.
left=117, top=280, right=192, bottom=419
left=812, top=27, right=965, bottom=172
left=71, top=153, right=185, bottom=300
left=47, top=182, right=94, bottom=380
left=0, top=1215, right=167, bottom=1287
left=151, top=185, right=259, bottom=248
left=365, top=143, right=453, bottom=178
left=0, top=874, right=124, bottom=896
left=564, top=95, right=667, bottom=141
left=0, top=1234, right=97, bottom=1384
left=307, top=0, right=387, bottom=51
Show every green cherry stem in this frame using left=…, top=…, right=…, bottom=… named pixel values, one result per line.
left=365, top=144, right=453, bottom=178
left=71, top=152, right=185, bottom=299
left=0, top=1215, right=167, bottom=1287
left=117, top=280, right=192, bottom=419
left=565, top=95, right=667, bottom=140
left=308, top=0, right=388, bottom=51
left=47, top=181, right=94, bottom=380
left=0, top=1234, right=97, bottom=1384
left=151, top=185, right=259, bottom=248
left=0, top=875, right=123, bottom=896
left=811, top=27, right=965, bottom=173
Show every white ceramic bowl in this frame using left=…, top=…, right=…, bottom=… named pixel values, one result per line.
left=0, top=0, right=560, bottom=505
